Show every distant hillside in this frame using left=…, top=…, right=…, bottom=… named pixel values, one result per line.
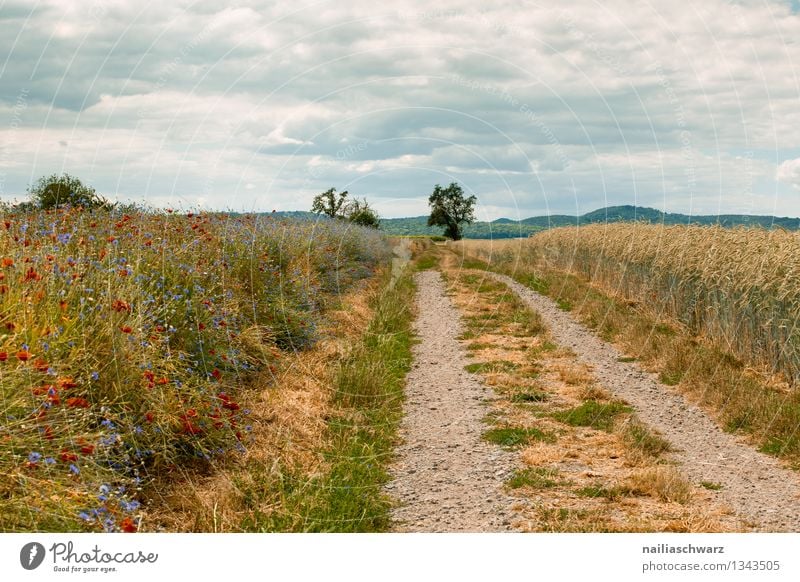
left=379, top=216, right=540, bottom=238
left=381, top=205, right=800, bottom=238
left=268, top=207, right=800, bottom=238
left=518, top=205, right=800, bottom=230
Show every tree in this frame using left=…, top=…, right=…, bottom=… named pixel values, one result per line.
left=311, top=187, right=349, bottom=219
left=27, top=173, right=112, bottom=210
left=345, top=198, right=380, bottom=229
left=427, top=182, right=476, bottom=240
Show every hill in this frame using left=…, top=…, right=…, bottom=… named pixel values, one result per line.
left=380, top=205, right=800, bottom=238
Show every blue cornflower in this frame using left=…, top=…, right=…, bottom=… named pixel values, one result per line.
left=119, top=500, right=141, bottom=512
left=28, top=452, right=41, bottom=463
left=69, top=464, right=80, bottom=475
left=99, top=484, right=110, bottom=495
left=78, top=511, right=92, bottom=521
left=44, top=457, right=56, bottom=465
left=100, top=419, right=115, bottom=429
left=90, top=371, right=99, bottom=381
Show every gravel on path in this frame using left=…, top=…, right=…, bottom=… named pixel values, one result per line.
left=387, top=270, right=519, bottom=532
left=488, top=271, right=800, bottom=532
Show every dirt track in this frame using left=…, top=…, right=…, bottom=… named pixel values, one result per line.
left=488, top=271, right=800, bottom=532
left=386, top=270, right=519, bottom=532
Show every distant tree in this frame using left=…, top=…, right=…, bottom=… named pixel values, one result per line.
left=27, top=173, right=112, bottom=210
left=311, top=187, right=349, bottom=219
left=345, top=198, right=380, bottom=229
left=427, top=182, right=476, bottom=241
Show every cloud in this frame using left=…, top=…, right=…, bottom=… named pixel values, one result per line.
left=778, top=158, right=800, bottom=190
left=0, top=0, right=799, bottom=218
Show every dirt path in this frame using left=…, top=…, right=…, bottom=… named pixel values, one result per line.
left=488, top=271, right=800, bottom=532
left=386, top=270, right=519, bottom=532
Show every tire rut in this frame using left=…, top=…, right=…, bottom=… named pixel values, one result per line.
left=488, top=271, right=800, bottom=532
left=386, top=270, right=519, bottom=532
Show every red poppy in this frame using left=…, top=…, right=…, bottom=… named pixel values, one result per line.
left=181, top=420, right=203, bottom=435
left=43, top=426, right=54, bottom=440
left=119, top=325, right=133, bottom=334
left=156, top=377, right=168, bottom=385
left=47, top=390, right=60, bottom=406
left=79, top=444, right=95, bottom=455
left=16, top=350, right=31, bottom=362
left=59, top=449, right=78, bottom=463
left=59, top=300, right=68, bottom=311
left=111, top=299, right=131, bottom=313
left=0, top=352, right=7, bottom=362
left=120, top=517, right=138, bottom=533
left=218, top=392, right=240, bottom=411
left=1, top=257, right=13, bottom=267
left=23, top=267, right=41, bottom=281
left=211, top=369, right=221, bottom=381
left=144, top=412, right=154, bottom=423
left=58, top=377, right=78, bottom=389
left=66, top=397, right=90, bottom=408
left=31, top=384, right=51, bottom=396
left=33, top=359, right=49, bottom=372
left=0, top=285, right=7, bottom=294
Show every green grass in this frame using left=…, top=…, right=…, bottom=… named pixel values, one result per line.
left=415, top=253, right=439, bottom=271
left=511, top=389, right=549, bottom=403
left=459, top=257, right=489, bottom=270
left=464, top=360, right=520, bottom=374
left=621, top=417, right=672, bottom=458
left=575, top=484, right=640, bottom=501
left=550, top=400, right=632, bottom=432
left=507, top=467, right=566, bottom=489
left=244, top=267, right=415, bottom=531
left=466, top=342, right=494, bottom=351
left=617, top=356, right=637, bottom=363
left=483, top=426, right=555, bottom=447
left=659, top=370, right=684, bottom=386
left=556, top=298, right=573, bottom=311
left=516, top=272, right=549, bottom=294
left=700, top=481, right=723, bottom=491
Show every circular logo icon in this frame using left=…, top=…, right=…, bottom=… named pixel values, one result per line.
left=20, top=542, right=46, bottom=570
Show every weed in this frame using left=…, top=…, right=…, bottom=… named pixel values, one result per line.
left=483, top=426, right=555, bottom=447
left=550, top=401, right=631, bottom=432
left=507, top=467, right=566, bottom=489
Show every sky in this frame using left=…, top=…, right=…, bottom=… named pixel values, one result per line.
left=1, top=0, right=800, bottom=220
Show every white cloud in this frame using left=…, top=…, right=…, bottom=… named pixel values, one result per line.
left=0, top=0, right=799, bottom=218
left=778, top=158, right=800, bottom=190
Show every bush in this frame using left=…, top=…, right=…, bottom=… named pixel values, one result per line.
left=27, top=174, right=113, bottom=210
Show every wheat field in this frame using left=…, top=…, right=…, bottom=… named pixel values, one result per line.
left=461, top=224, right=800, bottom=386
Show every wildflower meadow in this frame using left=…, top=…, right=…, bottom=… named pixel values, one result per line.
left=0, top=206, right=389, bottom=532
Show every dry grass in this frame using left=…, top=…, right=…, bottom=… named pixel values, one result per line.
left=439, top=250, right=743, bottom=532
left=457, top=232, right=800, bottom=462
left=628, top=466, right=693, bottom=504
left=147, top=278, right=382, bottom=531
